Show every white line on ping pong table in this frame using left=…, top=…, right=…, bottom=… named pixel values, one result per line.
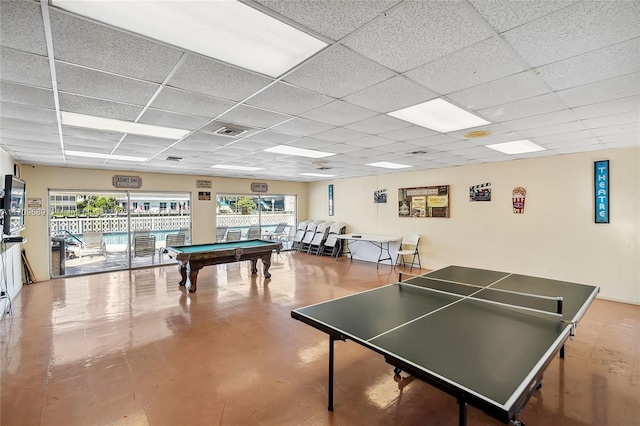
left=368, top=273, right=562, bottom=342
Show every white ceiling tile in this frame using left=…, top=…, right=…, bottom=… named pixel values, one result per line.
left=502, top=1, right=640, bottom=67
left=583, top=111, right=639, bottom=130
left=375, top=141, right=426, bottom=154
left=245, top=81, right=332, bottom=115
left=518, top=121, right=587, bottom=138
left=313, top=127, right=367, bottom=142
left=344, top=75, right=439, bottom=113
left=1, top=117, right=58, bottom=134
left=138, top=109, right=208, bottom=131
left=446, top=123, right=512, bottom=140
left=0, top=1, right=636, bottom=181
left=150, top=86, right=235, bottom=118
left=536, top=39, right=640, bottom=91
left=344, top=114, right=411, bottom=134
left=283, top=45, right=395, bottom=98
left=343, top=1, right=492, bottom=72
left=469, top=0, right=578, bottom=33
left=58, top=93, right=142, bottom=121
left=479, top=94, right=568, bottom=122
left=320, top=143, right=367, bottom=154
left=0, top=0, right=48, bottom=55
left=119, top=134, right=177, bottom=148
left=0, top=81, right=55, bottom=109
left=0, top=128, right=59, bottom=144
left=404, top=37, right=527, bottom=94
left=345, top=135, right=395, bottom=148
left=56, top=62, right=160, bottom=106
left=378, top=125, right=438, bottom=141
left=0, top=47, right=52, bottom=88
left=557, top=73, right=640, bottom=107
left=0, top=101, right=57, bottom=124
left=245, top=130, right=299, bottom=144
left=591, top=123, right=639, bottom=137
left=269, top=117, right=334, bottom=136
left=49, top=9, right=183, bottom=83
left=301, top=100, right=378, bottom=126
left=62, top=126, right=124, bottom=142
left=168, top=54, right=273, bottom=101
left=448, top=71, right=550, bottom=110
left=532, top=130, right=595, bottom=145
left=572, top=96, right=639, bottom=121
left=217, top=104, right=292, bottom=129
left=256, top=0, right=400, bottom=41
left=501, top=110, right=579, bottom=132
left=288, top=137, right=338, bottom=150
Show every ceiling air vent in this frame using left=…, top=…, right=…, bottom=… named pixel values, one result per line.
left=214, top=126, right=248, bottom=138
left=165, top=156, right=184, bottom=162
left=317, top=166, right=332, bottom=170
left=407, top=150, right=428, bottom=155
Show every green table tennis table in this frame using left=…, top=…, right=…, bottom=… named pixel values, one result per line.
left=291, top=265, right=599, bottom=426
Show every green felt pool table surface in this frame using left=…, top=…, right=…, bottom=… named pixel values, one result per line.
left=168, top=239, right=277, bottom=254
left=165, top=239, right=282, bottom=293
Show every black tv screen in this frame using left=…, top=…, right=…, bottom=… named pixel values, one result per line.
left=2, top=174, right=26, bottom=235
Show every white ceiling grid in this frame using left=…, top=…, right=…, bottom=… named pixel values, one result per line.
left=0, top=0, right=638, bottom=181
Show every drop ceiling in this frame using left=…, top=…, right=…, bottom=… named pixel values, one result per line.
left=0, top=0, right=638, bottom=182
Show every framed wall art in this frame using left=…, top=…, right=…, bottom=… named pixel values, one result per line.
left=398, top=185, right=450, bottom=218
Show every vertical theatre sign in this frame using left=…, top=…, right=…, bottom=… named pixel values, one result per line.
left=594, top=160, right=609, bottom=223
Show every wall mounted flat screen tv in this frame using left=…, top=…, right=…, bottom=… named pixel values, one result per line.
left=1, top=174, right=26, bottom=235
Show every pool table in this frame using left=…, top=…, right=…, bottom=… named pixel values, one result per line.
left=165, top=239, right=282, bottom=293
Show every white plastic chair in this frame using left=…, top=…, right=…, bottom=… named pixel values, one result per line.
left=308, top=221, right=333, bottom=255
left=299, top=220, right=323, bottom=252
left=394, top=234, right=421, bottom=271
left=292, top=220, right=311, bottom=251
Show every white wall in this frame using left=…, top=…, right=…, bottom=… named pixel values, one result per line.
left=308, top=147, right=640, bottom=305
left=0, top=148, right=25, bottom=319
left=19, top=165, right=309, bottom=282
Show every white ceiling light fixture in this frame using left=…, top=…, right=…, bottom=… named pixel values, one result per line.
left=51, top=0, right=327, bottom=78
left=366, top=162, right=412, bottom=169
left=486, top=140, right=546, bottom=155
left=264, top=145, right=335, bottom=158
left=388, top=98, right=490, bottom=133
left=65, top=150, right=147, bottom=162
left=211, top=164, right=264, bottom=171
left=61, top=112, right=190, bottom=139
left=300, top=173, right=336, bottom=177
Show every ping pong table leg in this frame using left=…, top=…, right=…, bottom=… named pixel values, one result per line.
left=328, top=335, right=336, bottom=411
left=560, top=344, right=565, bottom=359
left=458, top=398, right=467, bottom=426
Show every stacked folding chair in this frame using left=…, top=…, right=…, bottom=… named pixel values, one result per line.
left=307, top=221, right=334, bottom=255
left=299, top=220, right=323, bottom=253
left=291, top=220, right=311, bottom=251
left=321, top=222, right=346, bottom=258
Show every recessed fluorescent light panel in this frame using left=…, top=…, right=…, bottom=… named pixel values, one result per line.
left=388, top=98, right=490, bottom=133
left=366, top=162, right=412, bottom=169
left=486, top=140, right=546, bottom=155
left=65, top=150, right=147, bottom=162
left=264, top=145, right=335, bottom=158
left=211, top=165, right=264, bottom=171
left=52, top=0, right=327, bottom=78
left=61, top=112, right=190, bottom=139
left=300, top=173, right=336, bottom=177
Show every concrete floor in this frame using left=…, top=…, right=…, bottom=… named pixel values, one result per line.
left=2, top=253, right=639, bottom=426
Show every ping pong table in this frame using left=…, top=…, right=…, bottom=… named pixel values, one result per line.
left=291, top=265, right=599, bottom=425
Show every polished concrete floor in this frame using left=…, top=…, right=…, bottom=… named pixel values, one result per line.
left=2, top=253, right=639, bottom=426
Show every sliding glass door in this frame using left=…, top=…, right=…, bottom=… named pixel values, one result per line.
left=49, top=190, right=190, bottom=277
left=216, top=194, right=296, bottom=249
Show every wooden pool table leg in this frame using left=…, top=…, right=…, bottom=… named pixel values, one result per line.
left=250, top=259, right=259, bottom=275
left=177, top=260, right=202, bottom=293
left=262, top=254, right=272, bottom=278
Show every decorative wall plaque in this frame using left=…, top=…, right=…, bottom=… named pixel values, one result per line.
left=251, top=182, right=268, bottom=193
left=112, top=175, right=142, bottom=188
